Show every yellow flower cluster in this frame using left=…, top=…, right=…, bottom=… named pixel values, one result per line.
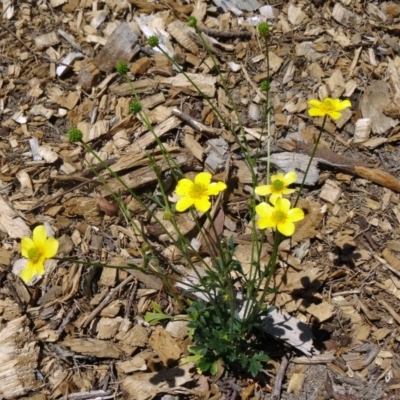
left=173, top=170, right=304, bottom=237
left=255, top=172, right=304, bottom=236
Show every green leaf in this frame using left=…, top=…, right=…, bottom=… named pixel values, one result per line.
left=143, top=312, right=173, bottom=325
left=143, top=302, right=173, bottom=325
left=181, top=353, right=202, bottom=364
left=210, top=362, right=219, bottom=375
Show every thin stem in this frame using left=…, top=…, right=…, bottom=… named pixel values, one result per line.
left=294, top=115, right=328, bottom=207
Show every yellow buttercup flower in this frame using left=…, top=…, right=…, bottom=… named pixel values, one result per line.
left=20, top=225, right=59, bottom=283
left=255, top=171, right=298, bottom=204
left=307, top=97, right=351, bottom=120
left=255, top=197, right=304, bottom=237
left=175, top=172, right=227, bottom=212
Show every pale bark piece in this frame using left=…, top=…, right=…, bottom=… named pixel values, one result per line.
left=332, top=296, right=369, bottom=344
left=98, top=151, right=196, bottom=196
left=361, top=137, right=388, bottom=149
left=63, top=197, right=103, bottom=225
left=287, top=365, right=307, bottom=395
left=116, top=350, right=154, bottom=374
left=320, top=179, right=342, bottom=204
left=262, top=309, right=315, bottom=356
left=51, top=0, right=67, bottom=6
left=37, top=145, right=58, bottom=163
left=93, top=23, right=139, bottom=73
left=354, top=118, right=371, bottom=143
left=34, top=31, right=60, bottom=49
left=2, top=0, right=14, bottom=19
left=116, top=324, right=148, bottom=348
left=148, top=326, right=182, bottom=366
left=159, top=73, right=217, bottom=97
left=184, top=130, right=204, bottom=161
left=56, top=52, right=84, bottom=77
left=61, top=338, right=122, bottom=358
left=254, top=52, right=283, bottom=79
left=121, top=362, right=194, bottom=400
left=165, top=319, right=189, bottom=340
left=306, top=301, right=334, bottom=322
left=360, top=81, right=398, bottom=134
left=295, top=42, right=324, bottom=62
left=0, top=316, right=40, bottom=399
left=168, top=20, right=199, bottom=55
left=205, top=137, right=229, bottom=174
left=366, top=3, right=387, bottom=22
left=331, top=2, right=362, bottom=27
left=192, top=0, right=207, bottom=21
left=0, top=195, right=31, bottom=239
left=152, top=211, right=197, bottom=242
left=96, top=317, right=123, bottom=339
left=57, top=29, right=82, bottom=51
left=30, top=104, right=54, bottom=119
left=16, top=170, right=33, bottom=197
left=130, top=116, right=181, bottom=152
left=288, top=4, right=307, bottom=26
left=211, top=0, right=260, bottom=12
left=382, top=248, right=400, bottom=274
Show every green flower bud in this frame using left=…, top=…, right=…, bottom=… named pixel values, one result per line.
left=258, top=22, right=270, bottom=36
left=260, top=80, right=270, bottom=92
left=129, top=101, right=142, bottom=114
left=247, top=197, right=256, bottom=209
left=147, top=36, right=159, bottom=48
left=163, top=209, right=174, bottom=221
left=187, top=16, right=197, bottom=28
left=116, top=61, right=129, bottom=75
left=68, top=128, right=83, bottom=143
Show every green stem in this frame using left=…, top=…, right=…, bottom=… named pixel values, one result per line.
left=294, top=115, right=328, bottom=207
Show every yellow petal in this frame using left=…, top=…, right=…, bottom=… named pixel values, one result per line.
left=287, top=207, right=305, bottom=222
left=271, top=173, right=285, bottom=182
left=33, top=225, right=47, bottom=249
left=308, top=108, right=326, bottom=117
left=283, top=171, right=298, bottom=186
left=281, top=188, right=296, bottom=195
left=20, top=259, right=45, bottom=283
left=307, top=99, right=322, bottom=108
left=330, top=98, right=351, bottom=111
left=194, top=197, right=211, bottom=212
left=175, top=178, right=194, bottom=196
left=257, top=216, right=276, bottom=230
left=207, top=181, right=227, bottom=196
left=194, top=172, right=212, bottom=186
left=255, top=202, right=274, bottom=218
left=277, top=221, right=295, bottom=236
left=328, top=111, right=342, bottom=120
left=255, top=185, right=272, bottom=196
left=43, top=238, right=59, bottom=259
left=269, top=192, right=282, bottom=204
left=274, top=197, right=291, bottom=213
left=176, top=196, right=194, bottom=212
left=21, top=237, right=35, bottom=258
left=336, top=99, right=351, bottom=110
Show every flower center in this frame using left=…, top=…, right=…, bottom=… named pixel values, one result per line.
left=28, top=248, right=41, bottom=262
left=274, top=210, right=287, bottom=224
left=272, top=180, right=284, bottom=191
left=324, top=99, right=334, bottom=110
left=189, top=183, right=207, bottom=199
